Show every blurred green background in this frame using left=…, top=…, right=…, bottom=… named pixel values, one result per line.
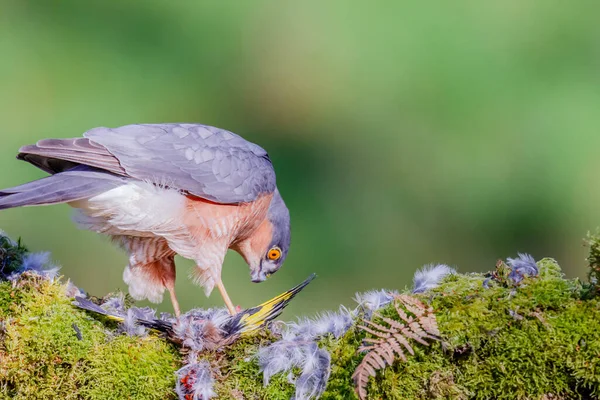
left=1, top=1, right=599, bottom=316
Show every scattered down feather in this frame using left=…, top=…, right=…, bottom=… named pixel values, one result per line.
left=286, top=306, right=355, bottom=339
left=6, top=251, right=60, bottom=282
left=412, top=264, right=456, bottom=293
left=258, top=338, right=331, bottom=400
left=506, top=253, right=538, bottom=283
left=293, top=343, right=331, bottom=400
left=354, top=289, right=397, bottom=319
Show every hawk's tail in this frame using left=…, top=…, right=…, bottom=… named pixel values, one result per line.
left=0, top=166, right=125, bottom=210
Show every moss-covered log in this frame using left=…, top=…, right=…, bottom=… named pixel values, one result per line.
left=1, top=232, right=599, bottom=399
left=0, top=276, right=180, bottom=399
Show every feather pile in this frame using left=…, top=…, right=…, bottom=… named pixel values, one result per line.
left=257, top=306, right=356, bottom=399
left=258, top=324, right=335, bottom=399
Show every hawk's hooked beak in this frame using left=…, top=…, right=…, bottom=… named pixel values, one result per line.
left=251, top=269, right=267, bottom=283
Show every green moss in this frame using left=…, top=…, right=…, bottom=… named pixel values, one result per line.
left=79, top=335, right=178, bottom=400
left=2, top=233, right=600, bottom=399
left=0, top=237, right=30, bottom=319
left=0, top=275, right=180, bottom=400
left=195, top=256, right=600, bottom=400
left=213, top=332, right=297, bottom=399
left=0, top=280, right=24, bottom=319
left=305, top=258, right=598, bottom=400
left=584, top=230, right=600, bottom=298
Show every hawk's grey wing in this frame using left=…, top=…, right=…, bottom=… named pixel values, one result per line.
left=19, top=123, right=277, bottom=204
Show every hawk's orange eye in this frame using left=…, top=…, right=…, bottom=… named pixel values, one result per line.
left=267, top=247, right=281, bottom=261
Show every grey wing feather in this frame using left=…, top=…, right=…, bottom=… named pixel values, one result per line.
left=0, top=166, right=127, bottom=209
left=18, top=137, right=126, bottom=176
left=82, top=123, right=276, bottom=203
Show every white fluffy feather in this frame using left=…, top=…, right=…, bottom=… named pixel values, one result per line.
left=72, top=181, right=186, bottom=236
left=412, top=264, right=456, bottom=293
left=354, top=289, right=397, bottom=318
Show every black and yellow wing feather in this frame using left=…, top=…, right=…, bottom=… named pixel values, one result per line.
left=224, top=273, right=316, bottom=335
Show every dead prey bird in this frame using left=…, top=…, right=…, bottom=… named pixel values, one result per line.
left=74, top=274, right=315, bottom=350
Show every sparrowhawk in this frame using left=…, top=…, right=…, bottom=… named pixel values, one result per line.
left=0, top=123, right=291, bottom=316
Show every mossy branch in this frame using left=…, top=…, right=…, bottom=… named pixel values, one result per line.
left=1, top=232, right=600, bottom=399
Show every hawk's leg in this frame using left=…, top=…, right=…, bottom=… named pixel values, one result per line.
left=188, top=241, right=237, bottom=315
left=216, top=279, right=236, bottom=315
left=166, top=280, right=181, bottom=318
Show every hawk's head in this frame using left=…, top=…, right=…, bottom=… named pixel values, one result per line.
left=233, top=189, right=290, bottom=283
